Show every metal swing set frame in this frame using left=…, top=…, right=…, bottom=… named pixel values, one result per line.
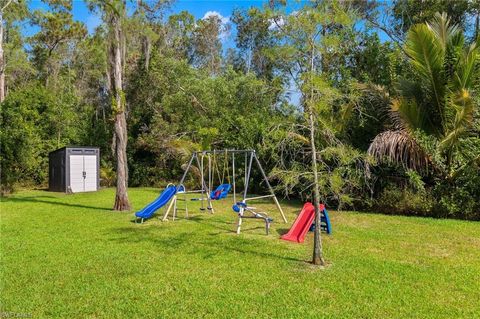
left=162, top=149, right=288, bottom=230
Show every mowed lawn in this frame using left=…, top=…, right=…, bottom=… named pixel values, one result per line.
left=1, top=188, right=479, bottom=318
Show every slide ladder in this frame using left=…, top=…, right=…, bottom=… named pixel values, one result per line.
left=310, top=206, right=332, bottom=234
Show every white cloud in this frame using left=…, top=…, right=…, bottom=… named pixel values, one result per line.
left=268, top=11, right=298, bottom=30
left=268, top=16, right=285, bottom=30
left=202, top=11, right=229, bottom=25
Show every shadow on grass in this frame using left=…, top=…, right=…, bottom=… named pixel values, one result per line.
left=187, top=214, right=286, bottom=237
left=110, top=222, right=304, bottom=263
left=225, top=246, right=302, bottom=262
left=111, top=226, right=189, bottom=246
left=276, top=228, right=289, bottom=236
left=32, top=187, right=50, bottom=191
left=1, top=196, right=112, bottom=211
left=187, top=215, right=234, bottom=233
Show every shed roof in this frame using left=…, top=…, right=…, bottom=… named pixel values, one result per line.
left=49, top=146, right=100, bottom=155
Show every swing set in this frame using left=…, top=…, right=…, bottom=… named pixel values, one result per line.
left=135, top=148, right=332, bottom=238
left=161, top=149, right=288, bottom=233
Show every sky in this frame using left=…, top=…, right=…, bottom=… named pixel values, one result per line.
left=26, top=1, right=272, bottom=42
left=25, top=0, right=305, bottom=104
left=25, top=0, right=307, bottom=48
left=24, top=0, right=388, bottom=106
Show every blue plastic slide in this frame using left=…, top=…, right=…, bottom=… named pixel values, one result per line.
left=135, top=185, right=177, bottom=222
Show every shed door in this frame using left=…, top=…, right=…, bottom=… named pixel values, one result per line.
left=69, top=155, right=85, bottom=193
left=83, top=155, right=97, bottom=192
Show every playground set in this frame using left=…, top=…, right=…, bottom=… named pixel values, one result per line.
left=134, top=149, right=331, bottom=241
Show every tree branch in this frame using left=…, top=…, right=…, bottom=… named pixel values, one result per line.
left=1, top=0, right=14, bottom=13
left=366, top=17, right=407, bottom=55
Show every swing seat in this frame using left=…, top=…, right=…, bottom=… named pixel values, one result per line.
left=210, top=184, right=231, bottom=200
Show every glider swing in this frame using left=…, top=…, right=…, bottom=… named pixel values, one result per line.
left=162, top=150, right=288, bottom=234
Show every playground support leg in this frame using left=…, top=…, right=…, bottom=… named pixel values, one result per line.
left=173, top=196, right=177, bottom=221
left=207, top=154, right=214, bottom=214
left=236, top=213, right=243, bottom=234
left=184, top=192, right=188, bottom=218
left=253, top=152, right=288, bottom=223
left=273, top=196, right=287, bottom=223
left=243, top=152, right=254, bottom=202
left=199, top=154, right=205, bottom=211
left=179, top=154, right=195, bottom=185
left=232, top=152, right=236, bottom=204
left=162, top=196, right=177, bottom=221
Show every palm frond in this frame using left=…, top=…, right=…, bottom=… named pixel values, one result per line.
left=440, top=89, right=475, bottom=152
left=391, top=98, right=423, bottom=131
left=452, top=42, right=479, bottom=91
left=368, top=130, right=430, bottom=172
left=426, top=12, right=461, bottom=50
left=441, top=41, right=478, bottom=153
left=369, top=12, right=478, bottom=175
left=394, top=79, right=440, bottom=135
left=405, top=22, right=446, bottom=125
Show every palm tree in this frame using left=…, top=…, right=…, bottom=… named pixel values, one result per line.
left=368, top=13, right=479, bottom=177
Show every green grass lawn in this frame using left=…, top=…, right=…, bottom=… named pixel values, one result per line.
left=1, top=188, right=480, bottom=318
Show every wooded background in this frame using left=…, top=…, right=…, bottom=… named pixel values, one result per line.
left=1, top=0, right=479, bottom=219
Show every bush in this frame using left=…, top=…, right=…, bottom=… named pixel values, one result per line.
left=0, top=84, right=82, bottom=194
left=1, top=86, right=48, bottom=193
left=374, top=185, right=434, bottom=216
left=433, top=166, right=480, bottom=220
left=100, top=162, right=116, bottom=187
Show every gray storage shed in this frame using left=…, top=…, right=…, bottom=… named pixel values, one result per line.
left=49, top=147, right=100, bottom=193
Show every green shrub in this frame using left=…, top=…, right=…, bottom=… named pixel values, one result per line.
left=100, top=162, right=116, bottom=187
left=375, top=185, right=434, bottom=216
left=0, top=84, right=83, bottom=194
left=433, top=166, right=480, bottom=220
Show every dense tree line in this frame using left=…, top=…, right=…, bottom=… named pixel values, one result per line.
left=1, top=0, right=479, bottom=220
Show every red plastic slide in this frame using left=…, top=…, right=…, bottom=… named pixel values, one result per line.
left=281, top=202, right=325, bottom=243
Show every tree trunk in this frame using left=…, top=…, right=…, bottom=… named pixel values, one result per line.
left=475, top=11, right=479, bottom=42
left=109, top=9, right=131, bottom=211
left=309, top=109, right=325, bottom=266
left=308, top=43, right=325, bottom=266
left=113, top=111, right=130, bottom=210
left=0, top=12, right=6, bottom=103
left=142, top=36, right=151, bottom=71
